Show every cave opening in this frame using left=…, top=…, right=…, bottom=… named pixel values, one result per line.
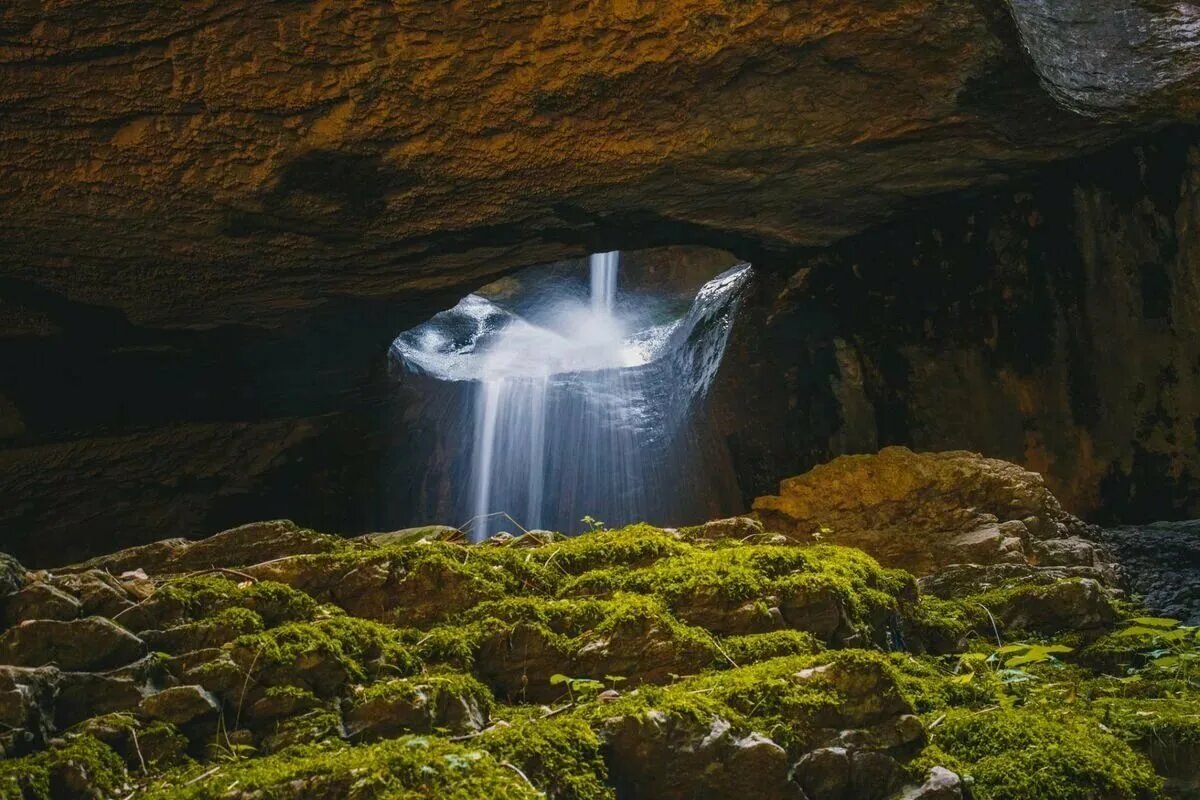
left=387, top=247, right=751, bottom=539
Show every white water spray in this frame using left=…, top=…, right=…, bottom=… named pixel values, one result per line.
left=392, top=252, right=751, bottom=540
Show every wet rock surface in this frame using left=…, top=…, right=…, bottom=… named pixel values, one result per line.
left=1096, top=520, right=1200, bottom=625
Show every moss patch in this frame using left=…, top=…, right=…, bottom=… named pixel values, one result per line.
left=930, top=707, right=1161, bottom=800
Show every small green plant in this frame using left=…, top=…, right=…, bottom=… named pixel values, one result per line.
left=580, top=516, right=607, bottom=533
left=549, top=674, right=605, bottom=703
left=1116, top=616, right=1200, bottom=687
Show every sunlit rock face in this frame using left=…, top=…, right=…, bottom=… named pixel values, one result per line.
left=0, top=0, right=1197, bottom=332
left=1007, top=0, right=1200, bottom=116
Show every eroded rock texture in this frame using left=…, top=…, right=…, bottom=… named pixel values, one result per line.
left=719, top=126, right=1200, bottom=522
left=4, top=0, right=1191, bottom=330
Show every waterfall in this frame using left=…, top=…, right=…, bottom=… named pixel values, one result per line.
left=391, top=253, right=752, bottom=541
left=589, top=251, right=618, bottom=315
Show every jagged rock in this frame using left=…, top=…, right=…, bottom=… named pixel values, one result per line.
left=990, top=578, right=1117, bottom=635
left=50, top=571, right=135, bottom=619
left=244, top=553, right=487, bottom=628
left=142, top=611, right=263, bottom=654
left=794, top=747, right=851, bottom=800
left=2, top=583, right=81, bottom=625
left=1096, top=521, right=1200, bottom=625
left=65, top=520, right=345, bottom=576
left=753, top=448, right=1096, bottom=576
left=355, top=525, right=461, bottom=546
left=849, top=750, right=906, bottom=800
left=0, top=617, right=145, bottom=671
left=835, top=714, right=926, bottom=753
left=244, top=688, right=319, bottom=724
left=796, top=660, right=914, bottom=734
left=779, top=585, right=853, bottom=643
left=602, top=712, right=797, bottom=800
left=0, top=554, right=27, bottom=599
left=678, top=517, right=766, bottom=542
left=1032, top=536, right=1104, bottom=567
left=919, top=563, right=1120, bottom=600
left=894, top=767, right=964, bottom=800
left=345, top=678, right=488, bottom=739
left=55, top=672, right=147, bottom=729
left=139, top=685, right=221, bottom=725
left=0, top=665, right=60, bottom=755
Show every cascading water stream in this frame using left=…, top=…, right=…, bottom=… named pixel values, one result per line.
left=590, top=251, right=618, bottom=315
left=391, top=252, right=751, bottom=540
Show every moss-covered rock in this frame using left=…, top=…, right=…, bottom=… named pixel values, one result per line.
left=0, top=734, right=127, bottom=800
left=0, top=511, right=1193, bottom=800
left=140, top=737, right=540, bottom=799
left=478, top=714, right=613, bottom=800
left=346, top=671, right=493, bottom=739
left=929, top=707, right=1161, bottom=800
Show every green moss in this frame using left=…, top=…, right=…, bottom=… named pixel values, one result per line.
left=148, top=576, right=319, bottom=628
left=70, top=712, right=190, bottom=770
left=904, top=596, right=979, bottom=650
left=230, top=614, right=419, bottom=689
left=578, top=650, right=907, bottom=752
left=889, top=653, right=1001, bottom=713
left=479, top=715, right=614, bottom=800
left=142, top=737, right=540, bottom=799
left=931, top=707, right=1161, bottom=800
left=259, top=705, right=344, bottom=755
left=0, top=735, right=126, bottom=800
left=538, top=524, right=691, bottom=574
left=359, top=669, right=495, bottom=716
left=559, top=541, right=910, bottom=643
left=460, top=592, right=718, bottom=673
left=1098, top=697, right=1200, bottom=746
left=722, top=630, right=824, bottom=663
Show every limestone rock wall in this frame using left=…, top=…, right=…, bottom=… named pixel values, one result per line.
left=719, top=126, right=1200, bottom=522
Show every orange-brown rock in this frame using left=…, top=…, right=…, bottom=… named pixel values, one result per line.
left=1, top=0, right=1194, bottom=331
left=752, top=446, right=1094, bottom=576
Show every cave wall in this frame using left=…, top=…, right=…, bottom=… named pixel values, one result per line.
left=721, top=125, right=1200, bottom=522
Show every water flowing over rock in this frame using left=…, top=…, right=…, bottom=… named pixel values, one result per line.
left=392, top=257, right=751, bottom=538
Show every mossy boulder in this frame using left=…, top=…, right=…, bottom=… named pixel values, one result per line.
left=0, top=617, right=145, bottom=671
left=345, top=671, right=493, bottom=739
left=0, top=501, right=1192, bottom=800
left=0, top=734, right=127, bottom=800
left=139, top=737, right=540, bottom=799
left=928, top=707, right=1161, bottom=800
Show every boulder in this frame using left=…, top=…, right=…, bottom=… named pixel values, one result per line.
left=894, top=767, right=964, bottom=800
left=677, top=517, right=767, bottom=542
left=139, top=685, right=221, bottom=725
left=0, top=665, right=60, bottom=755
left=753, top=448, right=1099, bottom=577
left=2, top=583, right=81, bottom=626
left=990, top=578, right=1117, bottom=635
left=49, top=571, right=134, bottom=619
left=602, top=712, right=797, bottom=800
left=793, top=747, right=851, bottom=800
left=345, top=678, right=488, bottom=740
left=63, top=520, right=344, bottom=575
left=0, top=617, right=145, bottom=671
left=55, top=672, right=147, bottom=729
left=0, top=554, right=28, bottom=599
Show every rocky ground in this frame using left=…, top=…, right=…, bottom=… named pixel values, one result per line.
left=0, top=449, right=1198, bottom=799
